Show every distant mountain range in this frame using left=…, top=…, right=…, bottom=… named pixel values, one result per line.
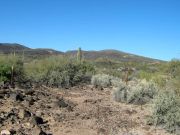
left=0, top=43, right=163, bottom=63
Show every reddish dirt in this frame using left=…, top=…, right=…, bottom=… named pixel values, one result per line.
left=0, top=85, right=171, bottom=135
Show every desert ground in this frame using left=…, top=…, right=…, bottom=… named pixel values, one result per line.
left=0, top=85, right=171, bottom=135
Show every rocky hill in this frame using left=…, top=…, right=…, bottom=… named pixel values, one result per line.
left=0, top=43, right=163, bottom=63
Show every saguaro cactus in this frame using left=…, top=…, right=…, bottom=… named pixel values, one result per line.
left=77, top=47, right=82, bottom=63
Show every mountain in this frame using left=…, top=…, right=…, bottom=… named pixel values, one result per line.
left=66, top=49, right=163, bottom=63
left=0, top=43, right=30, bottom=53
left=0, top=43, right=63, bottom=58
left=0, top=43, right=163, bottom=63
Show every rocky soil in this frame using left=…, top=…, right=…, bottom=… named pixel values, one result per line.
left=0, top=85, right=171, bottom=135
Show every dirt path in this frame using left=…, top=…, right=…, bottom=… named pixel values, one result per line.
left=50, top=85, right=170, bottom=135
left=0, top=85, right=171, bottom=135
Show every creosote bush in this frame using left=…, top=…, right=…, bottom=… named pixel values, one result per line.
left=147, top=90, right=180, bottom=134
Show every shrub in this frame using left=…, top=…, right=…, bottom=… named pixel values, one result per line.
left=111, top=77, right=123, bottom=87
left=0, top=64, right=11, bottom=82
left=91, top=74, right=123, bottom=88
left=149, top=90, right=180, bottom=134
left=112, top=82, right=128, bottom=102
left=0, top=55, right=25, bottom=83
left=127, top=80, right=157, bottom=105
left=91, top=74, right=112, bottom=88
left=47, top=70, right=70, bottom=88
left=112, top=80, right=158, bottom=105
left=167, top=59, right=180, bottom=78
left=25, top=56, right=95, bottom=88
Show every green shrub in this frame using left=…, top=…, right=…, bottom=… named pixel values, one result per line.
left=25, top=56, right=95, bottom=88
left=47, top=70, right=70, bottom=88
left=150, top=90, right=180, bottom=134
left=0, top=64, right=11, bottom=82
left=0, top=55, right=24, bottom=83
left=167, top=59, right=180, bottom=78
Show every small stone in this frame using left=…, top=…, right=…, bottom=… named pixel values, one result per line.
left=18, top=109, right=31, bottom=119
left=1, top=130, right=11, bottom=135
left=18, top=109, right=25, bottom=119
left=22, top=122, right=33, bottom=128
left=32, top=126, right=41, bottom=135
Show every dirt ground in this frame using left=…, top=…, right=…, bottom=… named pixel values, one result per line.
left=0, top=85, right=171, bottom=135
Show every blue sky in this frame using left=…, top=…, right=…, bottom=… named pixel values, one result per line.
left=0, top=0, right=179, bottom=60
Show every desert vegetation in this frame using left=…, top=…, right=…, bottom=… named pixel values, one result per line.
left=0, top=48, right=180, bottom=135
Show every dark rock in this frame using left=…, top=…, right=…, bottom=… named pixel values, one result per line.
left=9, top=129, right=16, bottom=135
left=0, top=94, right=4, bottom=99
left=39, top=130, right=48, bottom=135
left=10, top=93, right=24, bottom=101
left=31, top=116, right=44, bottom=125
left=3, top=81, right=10, bottom=89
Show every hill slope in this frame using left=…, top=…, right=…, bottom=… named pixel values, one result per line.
left=0, top=43, right=163, bottom=63
left=0, top=43, right=63, bottom=58
left=66, top=49, right=163, bottom=63
left=0, top=43, right=30, bottom=53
